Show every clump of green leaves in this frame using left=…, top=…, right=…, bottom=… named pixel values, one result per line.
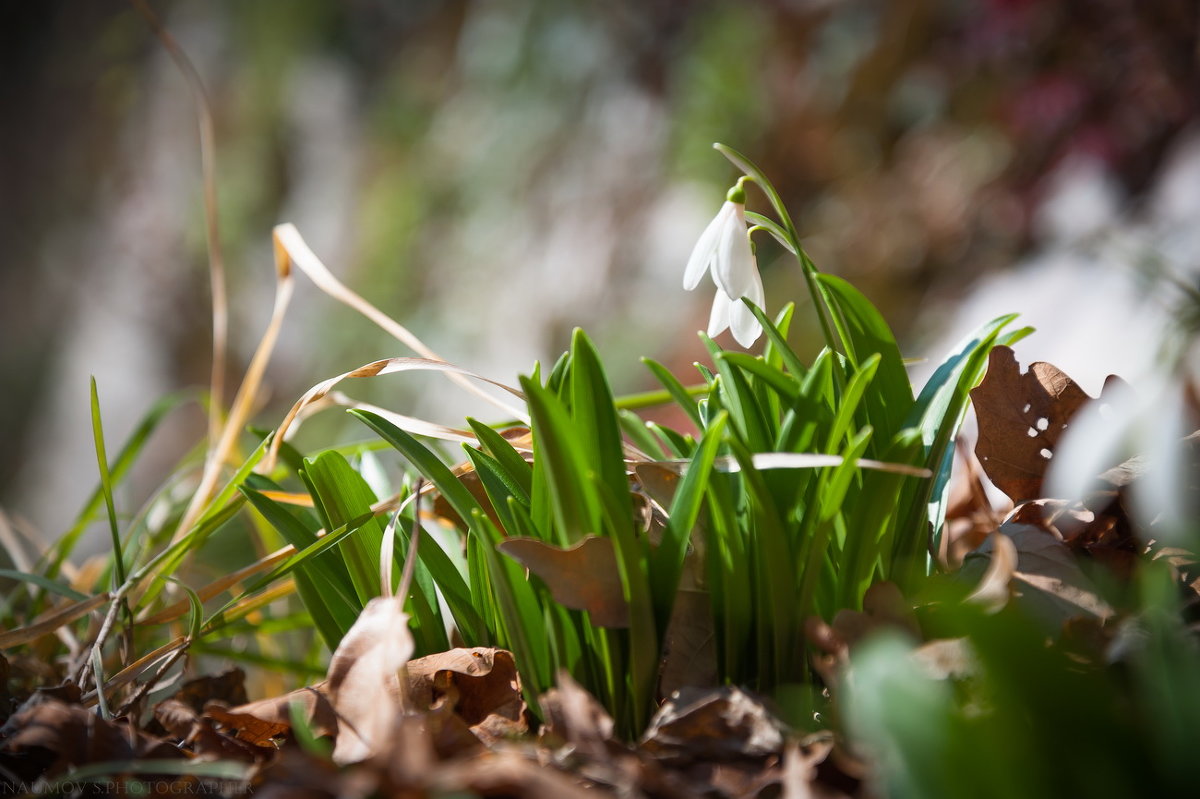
left=321, top=147, right=1029, bottom=735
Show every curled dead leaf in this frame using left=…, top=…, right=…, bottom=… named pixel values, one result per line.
left=965, top=531, right=1018, bottom=612
left=538, top=670, right=615, bottom=758
left=227, top=684, right=339, bottom=742
left=204, top=705, right=292, bottom=750
left=326, top=595, right=414, bottom=764
left=405, top=647, right=527, bottom=746
left=641, top=686, right=785, bottom=765
left=962, top=523, right=1113, bottom=629
left=155, top=700, right=275, bottom=763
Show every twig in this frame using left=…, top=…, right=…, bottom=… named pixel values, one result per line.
left=116, top=643, right=190, bottom=718
left=72, top=582, right=134, bottom=689
left=396, top=480, right=424, bottom=602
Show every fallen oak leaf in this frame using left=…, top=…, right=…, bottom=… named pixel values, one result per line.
left=641, top=686, right=785, bottom=765
left=225, top=684, right=338, bottom=742
left=203, top=705, right=292, bottom=750
left=538, top=670, right=615, bottom=759
left=405, top=647, right=527, bottom=746
left=156, top=700, right=275, bottom=763
left=497, top=536, right=629, bottom=628
left=971, top=346, right=1124, bottom=503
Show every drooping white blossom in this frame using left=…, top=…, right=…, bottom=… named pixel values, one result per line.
left=684, top=184, right=764, bottom=347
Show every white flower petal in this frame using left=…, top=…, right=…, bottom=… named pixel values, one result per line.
left=707, top=289, right=731, bottom=339
left=684, top=203, right=731, bottom=291
left=744, top=255, right=764, bottom=307
left=713, top=204, right=756, bottom=299
left=730, top=296, right=763, bottom=348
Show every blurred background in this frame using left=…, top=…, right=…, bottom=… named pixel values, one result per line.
left=2, top=0, right=1199, bottom=542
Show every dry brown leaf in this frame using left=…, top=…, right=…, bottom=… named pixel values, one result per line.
left=963, top=523, right=1113, bottom=629
left=659, top=587, right=718, bottom=698
left=226, top=684, right=339, bottom=743
left=634, top=462, right=682, bottom=510
left=965, top=531, right=1018, bottom=611
left=971, top=346, right=1122, bottom=503
left=538, top=670, right=615, bottom=759
left=154, top=699, right=274, bottom=764
left=326, top=596, right=414, bottom=764
left=204, top=705, right=292, bottom=749
left=910, top=638, right=978, bottom=681
left=171, top=668, right=248, bottom=712
left=406, top=647, right=527, bottom=746
left=641, top=686, right=786, bottom=765
left=496, top=536, right=630, bottom=628
left=0, top=699, right=177, bottom=782
left=0, top=592, right=110, bottom=649
left=426, top=750, right=599, bottom=799
left=831, top=582, right=920, bottom=649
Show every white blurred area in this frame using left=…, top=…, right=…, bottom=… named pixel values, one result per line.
left=920, top=128, right=1200, bottom=396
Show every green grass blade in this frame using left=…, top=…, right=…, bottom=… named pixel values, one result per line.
left=45, top=391, right=190, bottom=579
left=894, top=314, right=1025, bottom=583
left=0, top=569, right=90, bottom=602
left=167, top=577, right=205, bottom=641
left=705, top=335, right=772, bottom=450
left=353, top=410, right=482, bottom=524
left=208, top=510, right=385, bottom=627
left=569, top=329, right=634, bottom=533
left=301, top=451, right=384, bottom=602
left=797, top=427, right=873, bottom=619
left=646, top=425, right=692, bottom=460
left=473, top=510, right=551, bottom=698
left=466, top=418, right=533, bottom=496
left=591, top=475, right=657, bottom=735
left=719, top=352, right=801, bottom=403
left=839, top=429, right=923, bottom=608
left=240, top=481, right=361, bottom=647
left=824, top=353, right=880, bottom=454
left=397, top=522, right=451, bottom=656
left=519, top=375, right=600, bottom=545
left=89, top=378, right=126, bottom=588
left=618, top=410, right=667, bottom=460
left=464, top=446, right=526, bottom=536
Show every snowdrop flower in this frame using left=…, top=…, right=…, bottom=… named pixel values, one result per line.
left=684, top=181, right=764, bottom=347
